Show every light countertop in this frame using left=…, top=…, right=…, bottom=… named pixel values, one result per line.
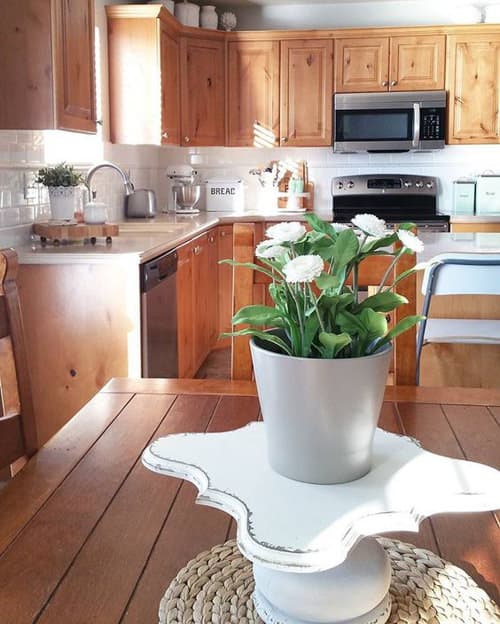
left=418, top=232, right=500, bottom=263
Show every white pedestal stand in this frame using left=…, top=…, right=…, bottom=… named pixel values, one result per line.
left=143, top=423, right=500, bottom=624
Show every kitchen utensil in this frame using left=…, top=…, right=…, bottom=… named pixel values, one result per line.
left=84, top=201, right=107, bottom=224
left=174, top=184, right=201, bottom=212
left=126, top=189, right=157, bottom=218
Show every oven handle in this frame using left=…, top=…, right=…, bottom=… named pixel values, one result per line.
left=412, top=103, right=420, bottom=149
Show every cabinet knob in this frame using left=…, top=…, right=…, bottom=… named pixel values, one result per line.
left=162, top=131, right=169, bottom=139
left=220, top=230, right=228, bottom=237
left=209, top=235, right=215, bottom=243
left=193, top=245, right=201, bottom=255
left=391, top=80, right=397, bottom=86
left=281, top=137, right=288, bottom=144
left=381, top=80, right=388, bottom=87
left=184, top=136, right=190, bottom=143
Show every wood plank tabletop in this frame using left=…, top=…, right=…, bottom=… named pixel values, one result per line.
left=0, top=378, right=498, bottom=624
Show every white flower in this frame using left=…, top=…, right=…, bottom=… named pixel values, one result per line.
left=332, top=223, right=350, bottom=232
left=265, top=222, right=306, bottom=243
left=351, top=214, right=388, bottom=237
left=397, top=229, right=424, bottom=253
left=283, top=255, right=324, bottom=283
left=255, top=241, right=288, bottom=259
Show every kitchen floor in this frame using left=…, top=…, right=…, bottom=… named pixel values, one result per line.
left=195, top=347, right=231, bottom=379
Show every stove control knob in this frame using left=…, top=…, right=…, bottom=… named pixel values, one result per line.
left=426, top=181, right=434, bottom=189
left=404, top=180, right=412, bottom=188
left=336, top=182, right=344, bottom=190
left=415, top=180, right=424, bottom=189
left=347, top=181, right=355, bottom=189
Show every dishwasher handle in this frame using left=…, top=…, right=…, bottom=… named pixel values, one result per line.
left=141, top=251, right=178, bottom=293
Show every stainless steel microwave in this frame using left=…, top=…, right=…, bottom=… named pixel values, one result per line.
left=333, top=90, right=446, bottom=153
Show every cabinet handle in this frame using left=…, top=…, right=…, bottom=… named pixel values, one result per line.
left=391, top=80, right=397, bottom=86
left=193, top=245, right=201, bottom=255
left=220, top=230, right=228, bottom=237
left=381, top=80, right=388, bottom=87
left=162, top=131, right=169, bottom=139
left=184, top=136, right=190, bottom=143
left=209, top=235, right=215, bottom=243
left=281, top=137, right=288, bottom=143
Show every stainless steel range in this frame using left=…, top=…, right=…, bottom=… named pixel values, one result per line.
left=332, top=174, right=450, bottom=232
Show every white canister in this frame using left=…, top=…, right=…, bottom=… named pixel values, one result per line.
left=205, top=179, right=244, bottom=212
left=200, top=5, right=218, bottom=29
left=175, top=1, right=200, bottom=27
left=148, top=0, right=175, bottom=13
left=84, top=201, right=107, bottom=224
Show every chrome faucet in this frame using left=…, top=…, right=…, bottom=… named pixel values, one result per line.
left=85, top=161, right=135, bottom=198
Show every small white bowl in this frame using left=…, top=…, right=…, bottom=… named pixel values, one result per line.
left=84, top=202, right=107, bottom=224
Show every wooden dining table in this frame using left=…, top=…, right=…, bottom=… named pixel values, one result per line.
left=0, top=378, right=498, bottom=624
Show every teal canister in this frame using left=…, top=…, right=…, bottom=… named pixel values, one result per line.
left=452, top=179, right=476, bottom=215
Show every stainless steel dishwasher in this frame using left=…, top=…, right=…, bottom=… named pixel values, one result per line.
left=140, top=250, right=178, bottom=378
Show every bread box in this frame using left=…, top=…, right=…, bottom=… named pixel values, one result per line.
left=205, top=178, right=244, bottom=212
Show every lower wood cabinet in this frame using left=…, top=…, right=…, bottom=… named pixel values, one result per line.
left=176, top=227, right=220, bottom=377
left=451, top=222, right=500, bottom=233
left=217, top=225, right=234, bottom=347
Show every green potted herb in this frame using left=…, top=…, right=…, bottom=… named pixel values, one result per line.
left=36, top=162, right=83, bottom=221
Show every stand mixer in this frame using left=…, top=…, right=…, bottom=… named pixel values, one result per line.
left=166, top=166, right=201, bottom=214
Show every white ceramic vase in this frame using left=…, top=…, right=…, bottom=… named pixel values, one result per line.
left=200, top=5, right=218, bottom=29
left=250, top=335, right=393, bottom=484
left=48, top=186, right=77, bottom=221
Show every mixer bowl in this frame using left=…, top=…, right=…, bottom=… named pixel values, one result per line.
left=176, top=184, right=201, bottom=210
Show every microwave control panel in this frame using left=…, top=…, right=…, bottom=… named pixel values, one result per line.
left=421, top=108, right=445, bottom=141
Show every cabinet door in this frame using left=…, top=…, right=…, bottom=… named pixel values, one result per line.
left=335, top=37, right=389, bottom=93
left=177, top=241, right=195, bottom=378
left=447, top=34, right=500, bottom=144
left=390, top=35, right=445, bottom=91
left=160, top=24, right=180, bottom=145
left=281, top=39, right=333, bottom=146
left=180, top=37, right=225, bottom=146
left=227, top=40, right=279, bottom=147
left=54, top=0, right=96, bottom=133
left=207, top=229, right=219, bottom=347
left=217, top=225, right=233, bottom=347
left=192, top=233, right=211, bottom=370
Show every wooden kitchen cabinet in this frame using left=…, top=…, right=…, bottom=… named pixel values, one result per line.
left=447, top=33, right=500, bottom=144
left=180, top=36, right=225, bottom=146
left=176, top=240, right=195, bottom=378
left=334, top=34, right=445, bottom=92
left=227, top=40, right=280, bottom=147
left=17, top=260, right=142, bottom=447
left=217, top=225, right=234, bottom=347
left=280, top=39, right=333, bottom=146
left=0, top=0, right=96, bottom=132
left=207, top=230, right=219, bottom=347
left=107, top=6, right=180, bottom=145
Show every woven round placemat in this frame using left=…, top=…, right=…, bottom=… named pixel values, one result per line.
left=159, top=538, right=500, bottom=624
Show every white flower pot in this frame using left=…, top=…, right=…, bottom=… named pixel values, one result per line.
left=250, top=335, right=392, bottom=484
left=200, top=5, right=218, bottom=29
left=48, top=186, right=77, bottom=221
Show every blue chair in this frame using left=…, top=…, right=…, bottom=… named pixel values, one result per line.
left=416, top=253, right=500, bottom=384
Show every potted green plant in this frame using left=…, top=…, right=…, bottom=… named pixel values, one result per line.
left=223, top=213, right=424, bottom=484
left=36, top=162, right=83, bottom=221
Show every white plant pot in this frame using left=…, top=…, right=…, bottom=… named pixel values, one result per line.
left=48, top=186, right=77, bottom=221
left=250, top=335, right=393, bottom=484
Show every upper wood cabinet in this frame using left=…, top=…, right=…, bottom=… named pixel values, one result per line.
left=335, top=34, right=445, bottom=92
left=0, top=0, right=96, bottom=133
left=107, top=7, right=180, bottom=145
left=447, top=33, right=500, bottom=144
left=227, top=40, right=280, bottom=147
left=280, top=40, right=333, bottom=146
left=180, top=37, right=225, bottom=146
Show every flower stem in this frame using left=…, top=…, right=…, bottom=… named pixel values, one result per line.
left=307, top=283, right=326, bottom=333
left=378, top=249, right=404, bottom=292
left=353, top=263, right=359, bottom=304
left=286, top=282, right=305, bottom=354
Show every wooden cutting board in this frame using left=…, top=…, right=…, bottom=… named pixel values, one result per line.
left=33, top=222, right=119, bottom=245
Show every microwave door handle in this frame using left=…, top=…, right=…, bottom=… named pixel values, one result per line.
left=412, top=103, right=421, bottom=148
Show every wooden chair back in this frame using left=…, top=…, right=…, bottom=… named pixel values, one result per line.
left=0, top=249, right=37, bottom=475
left=231, top=222, right=417, bottom=385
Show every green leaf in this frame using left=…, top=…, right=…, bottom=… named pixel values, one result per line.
left=385, top=267, right=416, bottom=290
left=332, top=229, right=359, bottom=270
left=358, top=291, right=408, bottom=312
left=222, top=328, right=293, bottom=355
left=232, top=305, right=285, bottom=327
left=305, top=213, right=338, bottom=239
left=385, top=315, right=424, bottom=340
left=315, top=273, right=340, bottom=291
left=397, top=222, right=417, bottom=231
left=359, top=308, right=387, bottom=340
left=218, top=259, right=278, bottom=281
left=361, top=232, right=397, bottom=254
left=336, top=309, right=366, bottom=335
left=319, top=331, right=352, bottom=357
